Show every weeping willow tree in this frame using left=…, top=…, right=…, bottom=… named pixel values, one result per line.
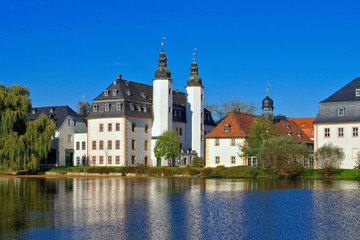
left=0, top=84, right=56, bottom=171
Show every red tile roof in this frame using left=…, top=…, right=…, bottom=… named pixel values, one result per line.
left=206, top=111, right=256, bottom=138
left=276, top=119, right=313, bottom=144
left=287, top=118, right=315, bottom=139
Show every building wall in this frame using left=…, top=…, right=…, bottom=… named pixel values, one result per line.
left=74, top=133, right=88, bottom=166
left=314, top=122, right=360, bottom=169
left=57, top=116, right=87, bottom=166
left=206, top=138, right=245, bottom=167
left=87, top=117, right=126, bottom=166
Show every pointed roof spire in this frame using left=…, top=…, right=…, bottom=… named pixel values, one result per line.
left=154, top=34, right=171, bottom=80
left=187, top=48, right=202, bottom=87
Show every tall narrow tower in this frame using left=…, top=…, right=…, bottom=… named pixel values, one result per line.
left=186, top=50, right=204, bottom=158
left=151, top=41, right=173, bottom=166
left=262, top=82, right=274, bottom=116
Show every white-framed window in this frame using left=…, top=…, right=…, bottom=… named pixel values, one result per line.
left=338, top=107, right=345, bottom=116
left=247, top=156, right=258, bottom=166
left=116, top=156, right=120, bottom=164
left=116, top=123, right=120, bottom=131
left=215, top=138, right=219, bottom=146
left=116, top=102, right=121, bottom=111
left=99, top=156, right=104, bottom=164
left=356, top=89, right=360, bottom=97
left=108, top=156, right=112, bottom=165
left=104, top=90, right=108, bottom=96
left=353, top=127, right=358, bottom=137
left=105, top=103, right=109, bottom=111
left=324, top=128, right=330, bottom=138
left=93, top=104, right=97, bottom=112
left=338, top=128, right=344, bottom=137
left=231, top=138, right=236, bottom=146
left=82, top=141, right=85, bottom=150
left=113, top=89, right=117, bottom=96
left=99, top=123, right=104, bottom=132
left=231, top=156, right=236, bottom=164
left=215, top=156, right=220, bottom=164
left=76, top=142, right=80, bottom=150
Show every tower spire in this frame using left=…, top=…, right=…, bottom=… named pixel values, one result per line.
left=187, top=48, right=202, bottom=86
left=154, top=34, right=171, bottom=79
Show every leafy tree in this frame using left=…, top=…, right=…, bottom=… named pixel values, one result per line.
left=241, top=115, right=279, bottom=158
left=205, top=98, right=257, bottom=121
left=77, top=101, right=91, bottom=118
left=257, top=136, right=308, bottom=178
left=0, top=84, right=56, bottom=171
left=192, top=157, right=204, bottom=167
left=154, top=130, right=181, bottom=165
left=315, top=143, right=344, bottom=178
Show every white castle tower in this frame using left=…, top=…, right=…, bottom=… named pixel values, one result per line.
left=186, top=50, right=204, bottom=158
left=151, top=42, right=173, bottom=166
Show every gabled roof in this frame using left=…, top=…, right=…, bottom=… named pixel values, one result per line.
left=206, top=111, right=256, bottom=138
left=321, top=77, right=360, bottom=103
left=287, top=118, right=315, bottom=139
left=27, top=105, right=80, bottom=128
left=276, top=119, right=313, bottom=144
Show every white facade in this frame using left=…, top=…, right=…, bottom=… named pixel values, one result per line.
left=314, top=122, right=360, bottom=169
left=206, top=138, right=245, bottom=167
left=74, top=133, right=88, bottom=166
left=186, top=86, right=204, bottom=158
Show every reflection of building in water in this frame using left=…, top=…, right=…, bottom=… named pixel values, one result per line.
left=204, top=179, right=250, bottom=192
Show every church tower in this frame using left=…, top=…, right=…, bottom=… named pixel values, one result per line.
left=262, top=83, right=274, bottom=116
left=186, top=50, right=204, bottom=158
left=151, top=41, right=173, bottom=166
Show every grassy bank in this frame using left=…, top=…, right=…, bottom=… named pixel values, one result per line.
left=1, top=166, right=360, bottom=180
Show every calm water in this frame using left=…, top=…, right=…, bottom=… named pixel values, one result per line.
left=1, top=177, right=360, bottom=240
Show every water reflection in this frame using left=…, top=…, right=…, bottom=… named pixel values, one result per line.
left=1, top=177, right=360, bottom=240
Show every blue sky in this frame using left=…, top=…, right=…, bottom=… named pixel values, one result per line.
left=1, top=0, right=360, bottom=117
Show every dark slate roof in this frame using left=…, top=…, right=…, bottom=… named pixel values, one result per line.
left=88, top=77, right=217, bottom=125
left=27, top=105, right=80, bottom=128
left=321, top=77, right=360, bottom=103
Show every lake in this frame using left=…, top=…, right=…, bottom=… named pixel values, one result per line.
left=1, top=177, right=360, bottom=240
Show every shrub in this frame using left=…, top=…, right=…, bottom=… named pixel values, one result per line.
left=192, top=157, right=204, bottom=168
left=315, top=143, right=345, bottom=179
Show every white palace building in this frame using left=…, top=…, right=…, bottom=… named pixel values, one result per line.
left=79, top=47, right=216, bottom=167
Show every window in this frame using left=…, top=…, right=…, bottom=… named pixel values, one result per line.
left=76, top=142, right=80, bottom=150
left=99, top=124, right=104, bottom=132
left=169, top=107, right=171, bottom=113
left=215, top=139, right=219, bottom=146
left=231, top=156, right=236, bottom=164
left=132, top=140, right=136, bottom=150
left=215, top=156, right=220, bottom=164
left=130, top=103, right=134, bottom=111
left=356, top=89, right=360, bottom=97
left=178, top=111, right=181, bottom=118
left=74, top=120, right=77, bottom=126
left=132, top=123, right=136, bottom=132
left=116, top=123, right=120, bottom=131
left=145, top=124, right=149, bottom=133
left=169, top=88, right=172, bottom=94
left=116, top=102, right=121, bottom=111
left=99, top=141, right=104, bottom=150
left=247, top=156, right=258, bottom=166
left=304, top=154, right=314, bottom=167
left=92, top=141, right=96, bottom=150
left=105, top=103, right=109, bottom=111
left=67, top=134, right=72, bottom=143
left=82, top=156, right=86, bottom=165
left=99, top=156, right=104, bottom=164
left=179, top=128, right=183, bottom=136
left=93, top=104, right=97, bottom=112
left=132, top=155, right=136, bottom=165
left=324, top=128, right=330, bottom=138
left=338, top=128, right=344, bottom=137
left=116, top=140, right=120, bottom=149
left=108, top=140, right=112, bottom=150
left=76, top=157, right=80, bottom=165
left=108, top=156, right=112, bottom=165
left=116, top=156, right=120, bottom=164
left=145, top=156, right=148, bottom=166
left=104, top=90, right=108, bottom=96
left=231, top=139, right=236, bottom=146
left=68, top=119, right=71, bottom=125
left=108, top=123, right=112, bottom=131
left=113, top=89, right=117, bottom=96
left=82, top=141, right=86, bottom=150
left=91, top=156, right=96, bottom=165
left=144, top=140, right=148, bottom=150
left=353, top=127, right=358, bottom=137
left=338, top=107, right=345, bottom=116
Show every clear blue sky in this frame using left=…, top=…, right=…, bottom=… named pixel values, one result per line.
left=1, top=0, right=360, bottom=117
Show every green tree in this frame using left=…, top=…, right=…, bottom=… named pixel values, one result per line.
left=205, top=98, right=257, bottom=121
left=0, top=84, right=56, bottom=171
left=241, top=115, right=279, bottom=158
left=77, top=101, right=91, bottom=118
left=315, top=143, right=345, bottom=178
left=154, top=130, right=181, bottom=166
left=192, top=157, right=204, bottom=167
left=257, top=136, right=308, bottom=178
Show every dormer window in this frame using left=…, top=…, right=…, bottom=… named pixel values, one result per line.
left=129, top=103, right=134, bottom=111
left=140, top=91, right=146, bottom=99
left=32, top=109, right=36, bottom=114
left=356, top=89, right=360, bottom=97
left=49, top=107, right=54, bottom=113
left=113, top=89, right=117, bottom=96
left=298, top=133, right=303, bottom=139
left=105, top=103, right=109, bottom=111
left=136, top=105, right=141, bottom=112
left=143, top=106, right=147, bottom=113
left=224, top=123, right=231, bottom=132
left=93, top=104, right=98, bottom=112
left=104, top=90, right=109, bottom=96
left=125, top=89, right=131, bottom=96
left=116, top=102, right=121, bottom=111
left=286, top=124, right=291, bottom=130
left=338, top=107, right=345, bottom=116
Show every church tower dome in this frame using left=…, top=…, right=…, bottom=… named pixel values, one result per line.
left=187, top=59, right=202, bottom=87
left=262, top=83, right=274, bottom=115
left=154, top=44, right=171, bottom=79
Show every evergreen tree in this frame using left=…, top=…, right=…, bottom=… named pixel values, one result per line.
left=0, top=84, right=56, bottom=171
